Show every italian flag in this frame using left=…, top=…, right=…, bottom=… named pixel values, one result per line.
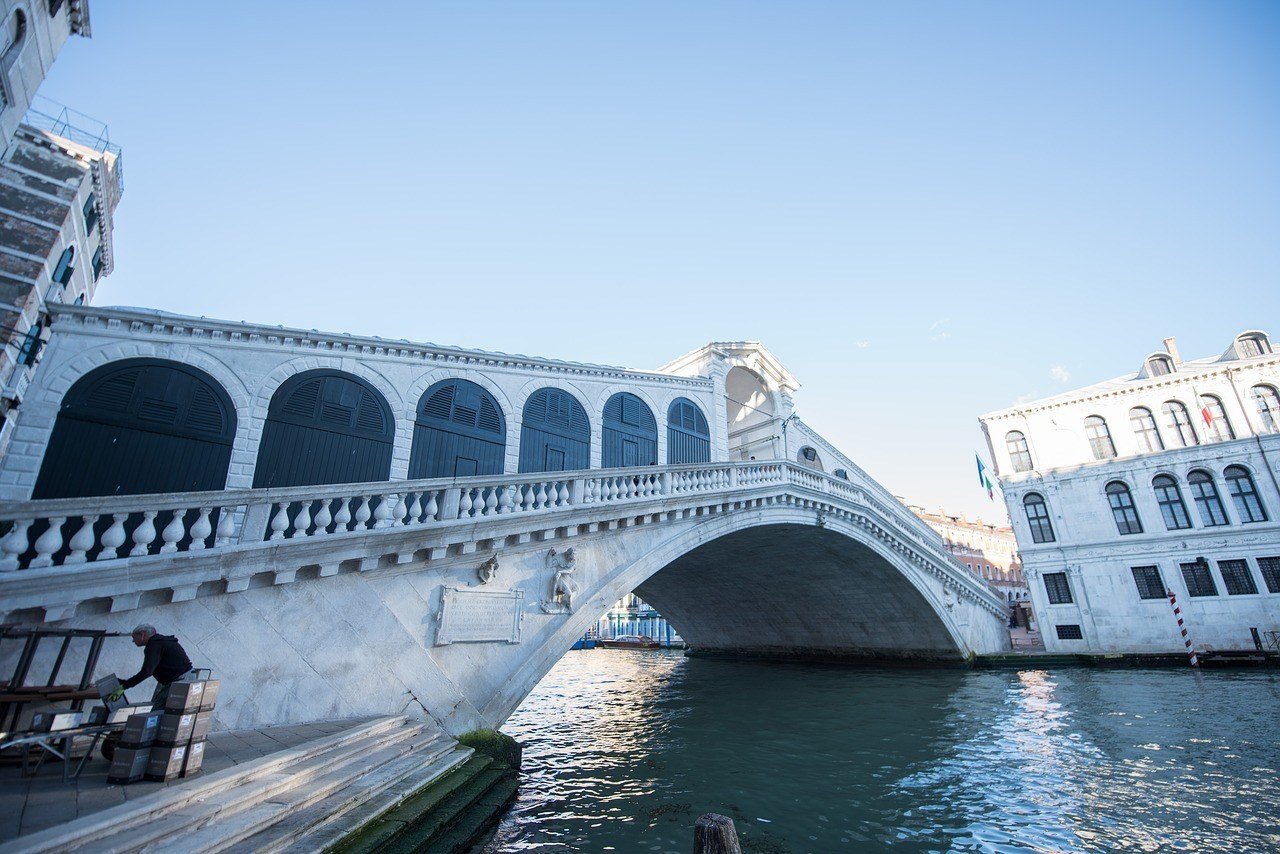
left=1194, top=385, right=1213, bottom=428
left=976, top=454, right=995, bottom=500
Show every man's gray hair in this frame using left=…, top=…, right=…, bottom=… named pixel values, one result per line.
left=132, top=624, right=157, bottom=637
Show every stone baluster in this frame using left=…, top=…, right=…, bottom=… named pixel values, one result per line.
left=293, top=501, right=314, bottom=537
left=484, top=488, right=498, bottom=516
left=313, top=500, right=333, bottom=535
left=0, top=519, right=32, bottom=571
left=30, top=517, right=67, bottom=567
left=269, top=503, right=290, bottom=540
left=65, top=515, right=97, bottom=564
left=406, top=492, right=423, bottom=524
left=353, top=496, right=372, bottom=529
left=189, top=507, right=214, bottom=550
left=101, top=514, right=129, bottom=558
left=332, top=497, right=352, bottom=533
left=532, top=482, right=546, bottom=510
left=556, top=481, right=569, bottom=507
left=160, top=509, right=187, bottom=553
left=391, top=493, right=407, bottom=527
left=423, top=490, right=439, bottom=522
left=129, top=511, right=158, bottom=557
left=463, top=486, right=478, bottom=522
left=497, top=486, right=512, bottom=514
left=373, top=494, right=394, bottom=528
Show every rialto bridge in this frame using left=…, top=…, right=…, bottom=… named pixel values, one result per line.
left=0, top=305, right=1010, bottom=735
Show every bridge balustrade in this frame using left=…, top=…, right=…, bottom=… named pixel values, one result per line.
left=0, top=461, right=968, bottom=587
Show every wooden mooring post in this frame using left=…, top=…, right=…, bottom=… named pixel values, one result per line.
left=694, top=813, right=741, bottom=854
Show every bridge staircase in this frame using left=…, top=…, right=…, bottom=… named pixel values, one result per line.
left=2, top=716, right=488, bottom=854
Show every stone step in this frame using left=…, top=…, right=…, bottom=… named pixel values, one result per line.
left=94, top=722, right=432, bottom=854
left=234, top=742, right=472, bottom=853
left=421, top=768, right=519, bottom=854
left=1, top=716, right=413, bottom=854
left=145, top=728, right=444, bottom=854
left=336, top=756, right=511, bottom=854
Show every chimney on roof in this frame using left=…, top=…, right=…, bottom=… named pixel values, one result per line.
left=1163, top=337, right=1182, bottom=364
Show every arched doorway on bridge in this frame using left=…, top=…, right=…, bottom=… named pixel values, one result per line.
left=725, top=366, right=776, bottom=460
left=253, top=370, right=393, bottom=488
left=519, top=387, right=589, bottom=473
left=409, top=379, right=506, bottom=478
left=34, top=358, right=236, bottom=499
left=666, top=397, right=710, bottom=464
left=602, top=392, right=657, bottom=468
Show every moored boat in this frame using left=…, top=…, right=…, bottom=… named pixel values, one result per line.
left=598, top=634, right=660, bottom=649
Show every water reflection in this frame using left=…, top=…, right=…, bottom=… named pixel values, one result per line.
left=486, top=651, right=1280, bottom=853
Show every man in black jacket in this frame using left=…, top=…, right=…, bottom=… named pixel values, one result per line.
left=108, top=624, right=198, bottom=710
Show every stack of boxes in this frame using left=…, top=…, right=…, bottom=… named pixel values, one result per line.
left=106, top=678, right=220, bottom=784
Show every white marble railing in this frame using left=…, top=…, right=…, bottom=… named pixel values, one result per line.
left=0, top=460, right=970, bottom=584
left=0, top=462, right=789, bottom=572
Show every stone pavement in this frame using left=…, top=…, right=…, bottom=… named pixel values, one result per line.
left=0, top=717, right=375, bottom=840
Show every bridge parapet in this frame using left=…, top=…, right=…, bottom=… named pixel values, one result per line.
left=0, top=460, right=1006, bottom=625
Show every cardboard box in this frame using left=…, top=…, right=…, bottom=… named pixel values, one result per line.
left=198, top=679, right=220, bottom=711
left=30, top=709, right=82, bottom=732
left=145, top=744, right=187, bottom=781
left=181, top=739, right=205, bottom=777
left=155, top=712, right=195, bottom=746
left=87, top=704, right=152, bottom=726
left=190, top=710, right=213, bottom=742
left=95, top=674, right=130, bottom=713
left=107, top=746, right=151, bottom=784
left=120, top=711, right=163, bottom=748
left=164, top=681, right=205, bottom=713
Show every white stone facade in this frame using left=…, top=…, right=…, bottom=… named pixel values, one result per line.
left=0, top=306, right=774, bottom=498
left=981, top=331, right=1280, bottom=654
left=0, top=0, right=89, bottom=158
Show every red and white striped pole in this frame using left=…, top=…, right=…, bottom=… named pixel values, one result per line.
left=1167, top=588, right=1199, bottom=667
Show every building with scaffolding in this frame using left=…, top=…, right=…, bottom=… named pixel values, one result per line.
left=0, top=98, right=120, bottom=449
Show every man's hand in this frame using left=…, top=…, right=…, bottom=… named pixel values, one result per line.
left=106, top=686, right=125, bottom=703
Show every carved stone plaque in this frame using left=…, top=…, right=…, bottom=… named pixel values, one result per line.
left=435, top=587, right=523, bottom=646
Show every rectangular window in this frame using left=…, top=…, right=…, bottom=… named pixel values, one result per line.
left=1131, top=566, right=1165, bottom=600
left=1043, top=571, right=1073, bottom=604
left=1218, top=559, right=1258, bottom=596
left=1258, top=557, right=1280, bottom=594
left=82, top=192, right=99, bottom=232
left=91, top=245, right=105, bottom=280
left=1180, top=561, right=1218, bottom=597
left=1055, top=624, right=1083, bottom=640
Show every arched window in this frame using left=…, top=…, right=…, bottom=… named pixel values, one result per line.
left=1147, top=355, right=1174, bottom=376
left=51, top=246, right=74, bottom=286
left=1253, top=385, right=1280, bottom=434
left=602, top=392, right=657, bottom=468
left=1084, top=415, right=1116, bottom=460
left=34, top=358, right=236, bottom=499
left=1237, top=334, right=1271, bottom=358
left=1224, top=465, right=1268, bottom=523
left=1187, top=470, right=1228, bottom=527
left=1006, top=431, right=1033, bottom=472
left=255, top=371, right=393, bottom=488
left=1152, top=474, right=1192, bottom=530
left=1105, top=481, right=1142, bottom=535
left=797, top=445, right=823, bottom=471
left=1162, top=401, right=1199, bottom=448
left=666, top=397, right=710, bottom=464
left=1023, top=493, right=1055, bottom=543
left=1199, top=394, right=1234, bottom=442
left=408, top=379, right=505, bottom=479
left=519, top=387, right=589, bottom=473
left=1128, top=407, right=1163, bottom=453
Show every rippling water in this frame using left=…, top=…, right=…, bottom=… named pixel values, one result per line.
left=483, top=651, right=1280, bottom=853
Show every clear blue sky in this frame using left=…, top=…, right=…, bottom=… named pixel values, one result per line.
left=42, top=2, right=1280, bottom=521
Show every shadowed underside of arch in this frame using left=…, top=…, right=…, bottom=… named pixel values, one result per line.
left=634, top=523, right=963, bottom=660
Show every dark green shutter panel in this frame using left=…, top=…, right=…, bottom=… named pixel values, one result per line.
left=409, top=379, right=506, bottom=479
left=519, top=387, right=590, bottom=473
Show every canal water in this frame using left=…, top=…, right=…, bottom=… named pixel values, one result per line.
left=484, top=650, right=1279, bottom=853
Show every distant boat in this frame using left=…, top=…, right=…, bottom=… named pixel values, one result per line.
left=598, top=635, right=660, bottom=649
left=570, top=637, right=597, bottom=650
